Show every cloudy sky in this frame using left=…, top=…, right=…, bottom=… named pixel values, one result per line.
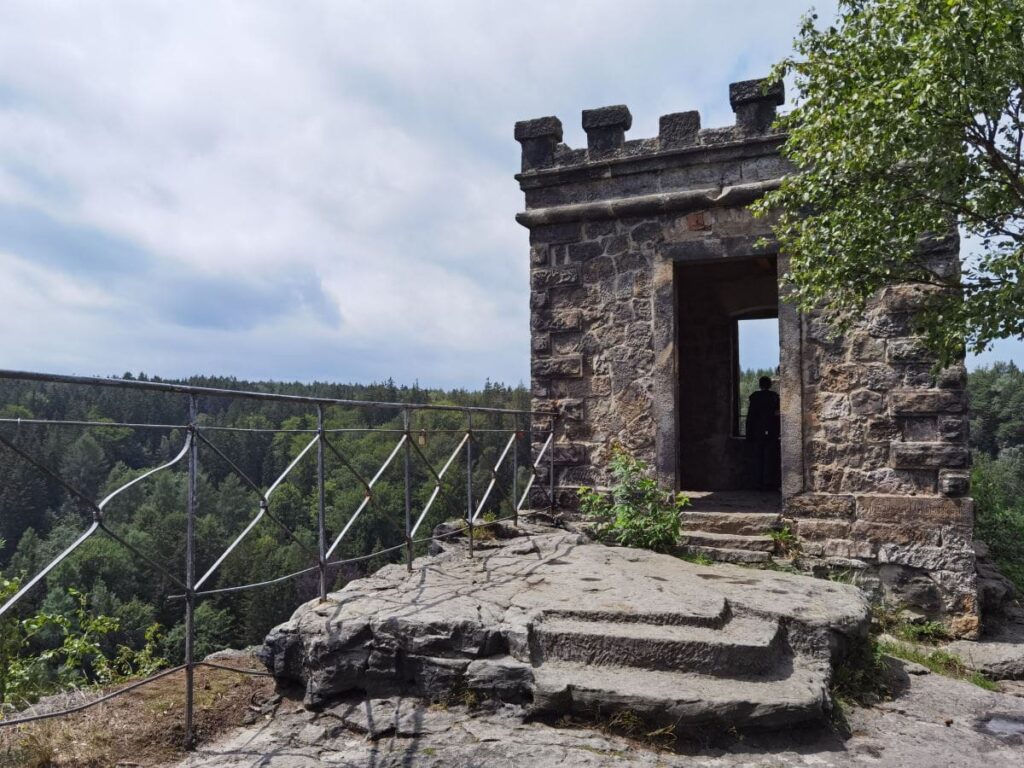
left=0, top=1, right=1019, bottom=388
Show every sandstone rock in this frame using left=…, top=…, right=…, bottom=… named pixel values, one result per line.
left=948, top=608, right=1024, bottom=680
left=975, top=552, right=1016, bottom=616
left=948, top=639, right=1024, bottom=681
left=260, top=526, right=869, bottom=737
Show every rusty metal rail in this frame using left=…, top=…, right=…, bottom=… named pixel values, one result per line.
left=0, top=369, right=559, bottom=748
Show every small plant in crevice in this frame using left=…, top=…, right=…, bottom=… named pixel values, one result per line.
left=435, top=678, right=480, bottom=710
left=894, top=621, right=950, bottom=644
left=601, top=707, right=677, bottom=751
left=577, top=444, right=689, bottom=554
left=870, top=602, right=951, bottom=644
left=769, top=524, right=800, bottom=557
left=473, top=511, right=500, bottom=542
left=831, top=599, right=996, bottom=716
left=828, top=635, right=891, bottom=734
left=677, top=551, right=714, bottom=566
left=826, top=568, right=858, bottom=585
left=761, top=558, right=799, bottom=574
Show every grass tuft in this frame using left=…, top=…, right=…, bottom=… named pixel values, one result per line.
left=676, top=551, right=713, bottom=566
left=878, top=639, right=998, bottom=691
left=604, top=708, right=677, bottom=750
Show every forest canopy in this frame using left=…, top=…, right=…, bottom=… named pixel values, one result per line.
left=0, top=373, right=529, bottom=711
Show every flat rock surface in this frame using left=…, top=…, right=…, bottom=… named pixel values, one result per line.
left=948, top=609, right=1024, bottom=680
left=169, top=661, right=1024, bottom=767
left=268, top=524, right=867, bottom=653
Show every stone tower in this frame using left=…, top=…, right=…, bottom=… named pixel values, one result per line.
left=514, top=78, right=977, bottom=636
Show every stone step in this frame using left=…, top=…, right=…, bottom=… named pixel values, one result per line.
left=678, top=544, right=773, bottom=565
left=542, top=607, right=730, bottom=629
left=531, top=614, right=783, bottom=676
left=680, top=531, right=776, bottom=552
left=530, top=658, right=830, bottom=736
left=681, top=510, right=780, bottom=535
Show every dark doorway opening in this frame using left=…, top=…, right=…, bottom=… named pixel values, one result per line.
left=676, top=257, right=780, bottom=492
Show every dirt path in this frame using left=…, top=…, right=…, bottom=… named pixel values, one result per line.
left=0, top=654, right=275, bottom=768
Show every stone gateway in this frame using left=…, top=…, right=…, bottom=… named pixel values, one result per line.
left=514, top=78, right=977, bottom=636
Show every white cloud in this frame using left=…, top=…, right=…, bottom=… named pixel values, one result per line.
left=14, top=0, right=1014, bottom=389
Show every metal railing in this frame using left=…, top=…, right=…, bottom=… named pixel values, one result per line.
left=0, top=369, right=558, bottom=748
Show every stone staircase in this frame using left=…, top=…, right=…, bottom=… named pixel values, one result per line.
left=678, top=491, right=782, bottom=565
left=525, top=606, right=829, bottom=733
left=262, top=525, right=869, bottom=743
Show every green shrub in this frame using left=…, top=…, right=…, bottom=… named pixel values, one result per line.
left=0, top=578, right=166, bottom=714
left=677, top=551, right=713, bottom=566
left=578, top=445, right=689, bottom=553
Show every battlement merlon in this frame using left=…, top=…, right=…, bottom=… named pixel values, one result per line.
left=582, top=105, right=632, bottom=155
left=514, top=78, right=785, bottom=179
left=513, top=116, right=563, bottom=172
left=514, top=78, right=790, bottom=224
left=729, top=78, right=785, bottom=132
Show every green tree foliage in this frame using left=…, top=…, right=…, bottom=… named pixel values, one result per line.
left=0, top=434, right=49, bottom=561
left=973, top=450, right=1024, bottom=590
left=1, top=571, right=166, bottom=713
left=754, top=0, right=1024, bottom=363
left=967, top=363, right=1024, bottom=591
left=578, top=445, right=689, bottom=553
left=60, top=433, right=110, bottom=500
left=968, top=361, right=1024, bottom=454
left=163, top=603, right=236, bottom=663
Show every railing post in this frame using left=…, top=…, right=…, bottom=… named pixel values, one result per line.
left=184, top=394, right=198, bottom=751
left=466, top=410, right=474, bottom=557
left=317, top=405, right=327, bottom=601
left=512, top=416, right=519, bottom=527
left=549, top=412, right=557, bottom=516
left=403, top=408, right=413, bottom=572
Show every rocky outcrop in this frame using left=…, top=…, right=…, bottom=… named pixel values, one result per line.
left=261, top=524, right=869, bottom=738
left=974, top=540, right=1018, bottom=619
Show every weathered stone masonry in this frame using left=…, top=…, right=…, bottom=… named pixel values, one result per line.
left=515, top=79, right=978, bottom=635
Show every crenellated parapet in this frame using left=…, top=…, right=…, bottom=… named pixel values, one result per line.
left=514, top=78, right=785, bottom=173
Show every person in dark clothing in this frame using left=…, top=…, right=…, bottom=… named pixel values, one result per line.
left=746, top=376, right=780, bottom=490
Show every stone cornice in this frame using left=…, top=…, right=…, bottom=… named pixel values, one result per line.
left=515, top=179, right=783, bottom=228
left=515, top=133, right=786, bottom=191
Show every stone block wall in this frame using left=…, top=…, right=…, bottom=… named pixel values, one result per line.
left=515, top=79, right=977, bottom=634
left=788, top=251, right=977, bottom=635
left=528, top=214, right=660, bottom=499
